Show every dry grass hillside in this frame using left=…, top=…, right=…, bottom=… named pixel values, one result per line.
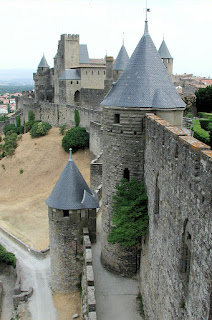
left=0, top=127, right=91, bottom=250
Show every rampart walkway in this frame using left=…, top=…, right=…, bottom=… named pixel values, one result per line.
left=92, top=210, right=143, bottom=320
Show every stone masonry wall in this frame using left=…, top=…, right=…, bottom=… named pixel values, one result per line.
left=17, top=97, right=102, bottom=132
left=90, top=152, right=102, bottom=191
left=140, top=114, right=212, bottom=320
left=90, top=122, right=103, bottom=159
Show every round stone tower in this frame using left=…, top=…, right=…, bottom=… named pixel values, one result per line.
left=46, top=149, right=98, bottom=292
left=100, top=21, right=185, bottom=277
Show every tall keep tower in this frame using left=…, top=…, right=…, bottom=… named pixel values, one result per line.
left=100, top=20, right=185, bottom=276
left=158, top=38, right=173, bottom=78
left=46, top=149, right=98, bottom=292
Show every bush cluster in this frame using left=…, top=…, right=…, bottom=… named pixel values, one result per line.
left=0, top=244, right=16, bottom=268
left=192, top=119, right=210, bottom=145
left=198, top=112, right=212, bottom=121
left=62, top=127, right=89, bottom=153
left=30, top=121, right=51, bottom=138
left=0, top=132, right=18, bottom=158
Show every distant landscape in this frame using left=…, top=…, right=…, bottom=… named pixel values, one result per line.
left=0, top=69, right=34, bottom=94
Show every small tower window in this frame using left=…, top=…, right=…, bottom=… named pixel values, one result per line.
left=123, top=168, right=130, bottom=181
left=155, top=174, right=160, bottom=214
left=114, top=113, right=120, bottom=123
left=71, top=81, right=73, bottom=84
left=92, top=71, right=93, bottom=75
left=98, top=71, right=99, bottom=75
left=104, top=71, right=105, bottom=75
left=63, top=210, right=69, bottom=217
left=77, top=81, right=78, bottom=84
left=86, top=71, right=87, bottom=75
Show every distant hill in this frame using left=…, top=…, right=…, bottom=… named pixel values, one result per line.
left=0, top=69, right=35, bottom=85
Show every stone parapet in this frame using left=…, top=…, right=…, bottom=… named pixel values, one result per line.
left=81, top=228, right=97, bottom=320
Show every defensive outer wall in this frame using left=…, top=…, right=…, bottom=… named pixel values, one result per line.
left=140, top=114, right=212, bottom=320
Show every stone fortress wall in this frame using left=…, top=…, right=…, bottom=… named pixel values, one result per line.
left=17, top=96, right=102, bottom=133
left=140, top=114, right=212, bottom=320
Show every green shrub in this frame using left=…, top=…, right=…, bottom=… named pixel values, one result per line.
left=62, top=127, right=89, bottom=153
left=30, top=121, right=51, bottom=138
left=199, top=119, right=210, bottom=131
left=19, top=168, right=24, bottom=174
left=59, top=124, right=66, bottom=135
left=192, top=119, right=210, bottom=145
left=28, top=110, right=35, bottom=123
left=0, top=244, right=16, bottom=268
left=136, top=293, right=145, bottom=317
left=2, top=133, right=18, bottom=157
left=0, top=136, right=2, bottom=143
left=74, top=109, right=80, bottom=127
left=3, top=124, right=17, bottom=135
left=108, top=178, right=149, bottom=248
left=198, top=112, right=212, bottom=120
left=186, top=113, right=193, bottom=118
left=24, top=110, right=35, bottom=133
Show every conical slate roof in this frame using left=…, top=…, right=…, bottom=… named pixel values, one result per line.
left=38, top=55, right=49, bottom=68
left=46, top=150, right=99, bottom=210
left=158, top=39, right=173, bottom=59
left=113, top=45, right=129, bottom=71
left=101, top=22, right=185, bottom=110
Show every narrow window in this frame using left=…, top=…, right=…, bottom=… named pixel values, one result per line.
left=77, top=81, right=78, bottom=84
left=86, top=71, right=87, bottom=75
left=181, top=220, right=192, bottom=289
left=63, top=210, right=69, bottom=217
left=155, top=174, right=160, bottom=214
left=114, top=113, right=120, bottom=123
left=71, top=81, right=73, bottom=84
left=175, top=144, right=178, bottom=159
left=92, top=71, right=93, bottom=75
left=123, top=168, right=130, bottom=181
left=98, top=71, right=99, bottom=75
left=104, top=71, right=105, bottom=75
left=209, top=291, right=212, bottom=320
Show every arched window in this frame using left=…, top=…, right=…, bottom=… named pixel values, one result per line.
left=74, top=90, right=81, bottom=103
left=123, top=168, right=130, bottom=181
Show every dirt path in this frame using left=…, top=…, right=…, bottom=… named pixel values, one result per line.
left=0, top=127, right=90, bottom=250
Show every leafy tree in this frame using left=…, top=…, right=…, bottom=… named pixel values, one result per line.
left=62, top=127, right=89, bottom=153
left=0, top=244, right=16, bottom=268
left=195, top=86, right=212, bottom=113
left=30, top=121, right=51, bottom=138
left=16, top=115, right=24, bottom=134
left=108, top=178, right=149, bottom=248
left=74, top=109, right=80, bottom=127
left=24, top=110, right=35, bottom=132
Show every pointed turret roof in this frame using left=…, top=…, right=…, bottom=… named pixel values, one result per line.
left=38, top=55, right=50, bottom=68
left=101, top=22, right=185, bottom=110
left=46, top=149, right=99, bottom=210
left=113, top=45, right=129, bottom=71
left=158, top=39, right=173, bottom=59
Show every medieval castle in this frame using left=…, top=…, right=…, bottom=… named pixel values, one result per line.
left=15, top=17, right=211, bottom=320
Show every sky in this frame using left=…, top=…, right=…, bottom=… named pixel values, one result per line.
left=0, top=0, right=212, bottom=77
